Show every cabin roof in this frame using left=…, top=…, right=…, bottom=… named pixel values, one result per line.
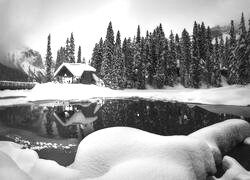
left=54, top=63, right=96, bottom=77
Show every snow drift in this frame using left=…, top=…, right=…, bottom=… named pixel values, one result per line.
left=1, top=119, right=250, bottom=180
left=24, top=83, right=250, bottom=106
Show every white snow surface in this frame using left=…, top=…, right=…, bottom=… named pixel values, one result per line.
left=1, top=119, right=250, bottom=180
left=28, top=83, right=250, bottom=106
left=0, top=83, right=250, bottom=106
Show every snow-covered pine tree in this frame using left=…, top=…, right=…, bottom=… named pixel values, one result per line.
left=122, top=38, right=134, bottom=88
left=205, top=26, right=213, bottom=86
left=175, top=34, right=182, bottom=84
left=236, top=13, right=248, bottom=85
left=153, top=24, right=166, bottom=88
left=198, top=22, right=209, bottom=86
left=180, top=29, right=192, bottom=87
left=190, top=21, right=201, bottom=88
left=167, top=30, right=178, bottom=87
left=219, top=35, right=225, bottom=68
left=65, top=38, right=70, bottom=63
left=91, top=38, right=103, bottom=77
left=113, top=31, right=124, bottom=89
left=211, top=37, right=221, bottom=87
left=77, top=46, right=82, bottom=63
left=132, top=37, right=143, bottom=89
left=69, top=32, right=75, bottom=63
left=228, top=20, right=238, bottom=84
left=246, top=19, right=250, bottom=83
left=224, top=37, right=230, bottom=70
left=45, top=34, right=53, bottom=82
left=147, top=31, right=157, bottom=86
left=100, top=22, right=115, bottom=87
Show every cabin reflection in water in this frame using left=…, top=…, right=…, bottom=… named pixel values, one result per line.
left=44, top=100, right=103, bottom=140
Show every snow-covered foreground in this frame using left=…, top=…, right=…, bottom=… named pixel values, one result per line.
left=0, top=83, right=250, bottom=106
left=1, top=119, right=250, bottom=180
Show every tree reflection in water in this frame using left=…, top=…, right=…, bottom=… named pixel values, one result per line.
left=0, top=98, right=247, bottom=142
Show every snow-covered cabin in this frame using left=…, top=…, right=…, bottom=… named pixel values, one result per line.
left=54, top=63, right=104, bottom=86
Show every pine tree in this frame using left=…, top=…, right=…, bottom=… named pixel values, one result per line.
left=180, top=29, right=192, bottom=87
left=206, top=26, right=213, bottom=86
left=153, top=24, right=166, bottom=88
left=136, top=25, right=141, bottom=44
left=246, top=19, right=250, bottom=83
left=65, top=38, right=70, bottom=63
left=113, top=31, right=124, bottom=88
left=236, top=13, right=248, bottom=85
left=190, top=21, right=201, bottom=88
left=122, top=38, right=134, bottom=88
left=100, top=22, right=115, bottom=87
left=211, top=37, right=221, bottom=87
left=45, top=34, right=53, bottom=82
left=77, top=46, right=82, bottom=63
left=224, top=37, right=230, bottom=70
left=228, top=20, right=238, bottom=84
left=91, top=38, right=103, bottom=76
left=175, top=34, right=182, bottom=84
left=69, top=32, right=75, bottom=63
left=198, top=22, right=209, bottom=85
left=219, top=35, right=225, bottom=68
left=167, top=30, right=178, bottom=86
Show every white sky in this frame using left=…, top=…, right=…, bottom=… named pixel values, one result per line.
left=1, top=0, right=250, bottom=62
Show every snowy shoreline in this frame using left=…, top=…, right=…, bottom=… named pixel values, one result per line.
left=0, top=83, right=250, bottom=106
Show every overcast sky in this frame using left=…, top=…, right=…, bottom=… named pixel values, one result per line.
left=1, top=0, right=250, bottom=63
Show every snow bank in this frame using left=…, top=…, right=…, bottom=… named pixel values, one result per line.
left=1, top=83, right=250, bottom=106
left=27, top=83, right=118, bottom=101
left=1, top=119, right=250, bottom=180
left=118, top=84, right=250, bottom=106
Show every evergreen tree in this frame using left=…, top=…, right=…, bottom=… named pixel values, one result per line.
left=219, top=35, right=225, bottom=68
left=167, top=30, right=178, bottom=86
left=65, top=38, right=70, bottom=63
left=55, top=50, right=61, bottom=71
left=122, top=38, right=134, bottom=88
left=100, top=22, right=115, bottom=87
left=153, top=24, right=166, bottom=88
left=69, top=32, right=75, bottom=63
left=224, top=37, right=230, bottom=70
left=211, top=37, right=221, bottom=87
left=246, top=19, right=250, bottom=83
left=113, top=31, right=124, bottom=88
left=190, top=21, right=201, bottom=88
left=175, top=34, right=182, bottom=84
left=198, top=22, right=209, bottom=85
left=77, top=46, right=82, bottom=63
left=91, top=38, right=103, bottom=76
left=228, top=20, right=238, bottom=84
left=205, top=26, right=213, bottom=86
left=45, top=34, right=53, bottom=82
left=180, top=29, right=192, bottom=87
left=136, top=25, right=141, bottom=44
left=236, top=13, right=248, bottom=84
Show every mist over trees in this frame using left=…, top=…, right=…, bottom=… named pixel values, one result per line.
left=90, top=13, right=250, bottom=89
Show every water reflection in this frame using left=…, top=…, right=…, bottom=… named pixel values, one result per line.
left=0, top=98, right=248, bottom=142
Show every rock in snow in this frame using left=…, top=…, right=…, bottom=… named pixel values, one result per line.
left=0, top=119, right=250, bottom=180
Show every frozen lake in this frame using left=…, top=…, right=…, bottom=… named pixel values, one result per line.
left=0, top=97, right=249, bottom=167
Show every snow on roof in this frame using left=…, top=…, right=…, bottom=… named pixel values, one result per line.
left=54, top=63, right=96, bottom=77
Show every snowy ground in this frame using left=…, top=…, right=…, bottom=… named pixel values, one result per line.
left=0, top=83, right=250, bottom=106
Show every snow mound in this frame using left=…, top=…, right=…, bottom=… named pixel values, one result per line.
left=1, top=119, right=250, bottom=179
left=27, top=83, right=117, bottom=101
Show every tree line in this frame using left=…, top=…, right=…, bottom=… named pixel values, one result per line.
left=45, top=13, right=250, bottom=88
left=90, top=13, right=250, bottom=89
